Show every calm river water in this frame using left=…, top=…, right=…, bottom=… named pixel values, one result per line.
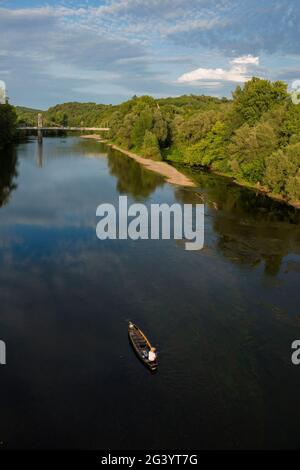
left=0, top=136, right=300, bottom=449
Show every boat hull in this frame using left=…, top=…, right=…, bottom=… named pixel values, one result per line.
left=128, top=323, right=158, bottom=371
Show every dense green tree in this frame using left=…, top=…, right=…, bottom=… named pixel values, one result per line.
left=184, top=121, right=228, bottom=168
left=232, top=78, right=288, bottom=126
left=172, top=110, right=221, bottom=145
left=131, top=108, right=153, bottom=148
left=229, top=122, right=277, bottom=182
left=0, top=103, right=17, bottom=148
left=265, top=143, right=300, bottom=199
left=152, top=108, right=168, bottom=146
left=15, top=106, right=42, bottom=127
left=142, top=130, right=161, bottom=160
left=280, top=101, right=300, bottom=146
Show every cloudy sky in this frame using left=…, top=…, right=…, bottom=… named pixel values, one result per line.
left=0, top=0, right=299, bottom=108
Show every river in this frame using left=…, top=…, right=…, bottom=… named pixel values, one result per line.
left=0, top=136, right=300, bottom=449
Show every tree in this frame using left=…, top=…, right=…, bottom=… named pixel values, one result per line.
left=265, top=142, right=300, bottom=199
left=229, top=122, right=277, bottom=182
left=131, top=108, right=153, bottom=148
left=0, top=103, right=17, bottom=148
left=280, top=101, right=300, bottom=146
left=152, top=108, right=168, bottom=147
left=185, top=121, right=228, bottom=168
left=232, top=78, right=288, bottom=126
left=142, top=131, right=161, bottom=160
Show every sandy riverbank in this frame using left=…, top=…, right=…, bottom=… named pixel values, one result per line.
left=81, top=135, right=195, bottom=187
left=81, top=135, right=300, bottom=208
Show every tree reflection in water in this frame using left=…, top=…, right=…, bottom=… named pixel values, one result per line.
left=107, top=147, right=165, bottom=200
left=0, top=145, right=18, bottom=208
left=175, top=168, right=300, bottom=276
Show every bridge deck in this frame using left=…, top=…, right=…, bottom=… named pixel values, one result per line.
left=18, top=127, right=110, bottom=131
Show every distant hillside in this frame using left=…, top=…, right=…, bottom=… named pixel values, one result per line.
left=12, top=82, right=300, bottom=205
left=44, top=102, right=113, bottom=127
left=14, top=95, right=228, bottom=127
left=15, top=106, right=43, bottom=127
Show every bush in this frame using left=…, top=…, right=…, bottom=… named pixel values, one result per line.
left=265, top=143, right=300, bottom=199
left=232, top=78, right=288, bottom=126
left=142, top=131, right=161, bottom=160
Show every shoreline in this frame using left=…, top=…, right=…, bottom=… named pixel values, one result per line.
left=211, top=169, right=300, bottom=210
left=81, top=135, right=300, bottom=209
left=81, top=135, right=195, bottom=187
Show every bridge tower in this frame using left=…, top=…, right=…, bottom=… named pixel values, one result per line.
left=37, top=113, right=43, bottom=143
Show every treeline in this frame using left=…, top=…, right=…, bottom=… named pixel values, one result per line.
left=0, top=103, right=17, bottom=148
left=107, top=79, right=300, bottom=204
left=16, top=106, right=43, bottom=127
left=44, top=102, right=112, bottom=127
left=14, top=78, right=300, bottom=204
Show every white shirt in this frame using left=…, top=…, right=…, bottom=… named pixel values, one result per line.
left=148, top=351, right=156, bottom=362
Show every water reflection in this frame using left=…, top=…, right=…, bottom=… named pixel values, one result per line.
left=0, top=138, right=300, bottom=449
left=36, top=140, right=43, bottom=168
left=107, top=147, right=165, bottom=200
left=176, top=168, right=300, bottom=224
left=175, top=170, right=300, bottom=276
left=0, top=145, right=18, bottom=207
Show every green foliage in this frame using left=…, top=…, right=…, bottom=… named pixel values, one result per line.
left=184, top=121, right=228, bottom=167
left=231, top=78, right=288, bottom=126
left=265, top=143, right=300, bottom=200
left=44, top=102, right=111, bottom=127
left=142, top=131, right=161, bottom=160
left=132, top=107, right=154, bottom=147
left=10, top=78, right=300, bottom=203
left=172, top=109, right=221, bottom=145
left=280, top=101, right=300, bottom=146
left=0, top=103, right=17, bottom=148
left=229, top=122, right=277, bottom=182
left=239, top=159, right=266, bottom=183
left=15, top=106, right=42, bottom=127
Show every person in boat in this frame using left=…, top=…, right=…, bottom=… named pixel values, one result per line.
left=148, top=347, right=157, bottom=362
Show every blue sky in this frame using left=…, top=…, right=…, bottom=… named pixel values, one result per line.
left=0, top=0, right=299, bottom=108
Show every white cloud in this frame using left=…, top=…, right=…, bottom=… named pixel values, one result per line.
left=160, top=17, right=223, bottom=35
left=177, top=55, right=260, bottom=84
left=0, top=0, right=297, bottom=106
left=231, top=55, right=260, bottom=65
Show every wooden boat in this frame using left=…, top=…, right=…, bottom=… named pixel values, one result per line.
left=128, top=322, right=158, bottom=371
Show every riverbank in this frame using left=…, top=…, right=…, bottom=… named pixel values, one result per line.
left=81, top=135, right=300, bottom=209
left=211, top=169, right=300, bottom=209
left=81, top=135, right=195, bottom=187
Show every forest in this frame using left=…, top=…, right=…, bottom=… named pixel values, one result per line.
left=0, top=102, right=17, bottom=149
left=14, top=78, right=300, bottom=204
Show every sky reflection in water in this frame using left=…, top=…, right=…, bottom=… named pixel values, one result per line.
left=0, top=137, right=299, bottom=449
